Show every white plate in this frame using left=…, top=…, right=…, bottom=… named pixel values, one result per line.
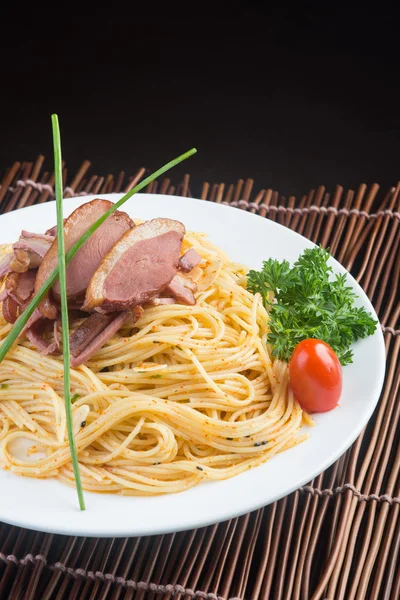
left=0, top=193, right=385, bottom=537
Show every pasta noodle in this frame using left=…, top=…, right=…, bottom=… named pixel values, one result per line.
left=0, top=231, right=311, bottom=495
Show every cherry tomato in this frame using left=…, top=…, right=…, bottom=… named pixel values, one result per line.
left=289, top=339, right=342, bottom=413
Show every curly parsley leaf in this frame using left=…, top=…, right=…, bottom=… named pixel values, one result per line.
left=247, top=246, right=377, bottom=365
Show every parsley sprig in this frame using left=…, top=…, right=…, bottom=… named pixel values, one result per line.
left=247, top=246, right=377, bottom=365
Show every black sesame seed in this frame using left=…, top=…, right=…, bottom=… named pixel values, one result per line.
left=254, top=442, right=262, bottom=447
left=261, top=441, right=268, bottom=445
left=245, top=435, right=251, bottom=438
left=226, top=437, right=233, bottom=441
left=196, top=466, right=204, bottom=471
left=80, top=421, right=86, bottom=428
left=153, top=462, right=161, bottom=465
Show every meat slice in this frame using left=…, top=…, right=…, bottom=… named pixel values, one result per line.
left=45, top=221, right=66, bottom=237
left=18, top=271, right=37, bottom=302
left=178, top=249, right=202, bottom=272
left=1, top=270, right=37, bottom=323
left=0, top=231, right=51, bottom=280
left=0, top=254, right=12, bottom=279
left=35, top=199, right=134, bottom=319
left=9, top=249, right=30, bottom=273
left=25, top=320, right=58, bottom=355
left=20, top=231, right=55, bottom=243
left=53, top=320, right=61, bottom=350
left=166, top=274, right=197, bottom=305
left=4, top=231, right=55, bottom=274
left=70, top=311, right=131, bottom=368
left=5, top=270, right=36, bottom=304
left=12, top=235, right=53, bottom=272
left=84, top=218, right=185, bottom=312
left=20, top=308, right=42, bottom=336
left=3, top=295, right=18, bottom=323
left=69, top=312, right=117, bottom=357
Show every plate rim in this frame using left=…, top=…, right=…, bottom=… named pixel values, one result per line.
left=0, top=193, right=386, bottom=537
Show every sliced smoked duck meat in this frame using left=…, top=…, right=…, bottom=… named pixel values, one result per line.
left=0, top=254, right=12, bottom=279
left=165, top=274, right=197, bottom=305
left=11, top=232, right=54, bottom=272
left=35, top=199, right=134, bottom=319
left=70, top=310, right=132, bottom=367
left=25, top=319, right=59, bottom=355
left=2, top=295, right=18, bottom=323
left=1, top=270, right=37, bottom=323
left=5, top=270, right=37, bottom=304
left=178, top=248, right=202, bottom=272
left=83, top=218, right=185, bottom=312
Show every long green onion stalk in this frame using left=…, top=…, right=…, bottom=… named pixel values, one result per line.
left=0, top=115, right=196, bottom=509
left=52, top=114, right=85, bottom=510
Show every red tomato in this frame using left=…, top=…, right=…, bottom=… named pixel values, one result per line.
left=289, top=339, right=342, bottom=413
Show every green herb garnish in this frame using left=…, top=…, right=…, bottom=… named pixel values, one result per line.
left=52, top=114, right=85, bottom=510
left=247, top=246, right=377, bottom=365
left=71, top=394, right=81, bottom=404
left=150, top=374, right=163, bottom=379
left=0, top=383, right=9, bottom=389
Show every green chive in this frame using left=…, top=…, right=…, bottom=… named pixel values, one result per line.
left=0, top=146, right=197, bottom=363
left=52, top=114, right=85, bottom=511
left=150, top=374, right=163, bottom=379
left=0, top=117, right=196, bottom=511
left=71, top=393, right=80, bottom=403
left=0, top=383, right=9, bottom=389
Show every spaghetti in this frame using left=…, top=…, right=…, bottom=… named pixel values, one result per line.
left=0, top=231, right=310, bottom=495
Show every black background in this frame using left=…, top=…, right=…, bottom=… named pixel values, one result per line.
left=1, top=6, right=399, bottom=197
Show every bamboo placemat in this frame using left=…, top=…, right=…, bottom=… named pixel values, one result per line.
left=0, top=158, right=399, bottom=600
